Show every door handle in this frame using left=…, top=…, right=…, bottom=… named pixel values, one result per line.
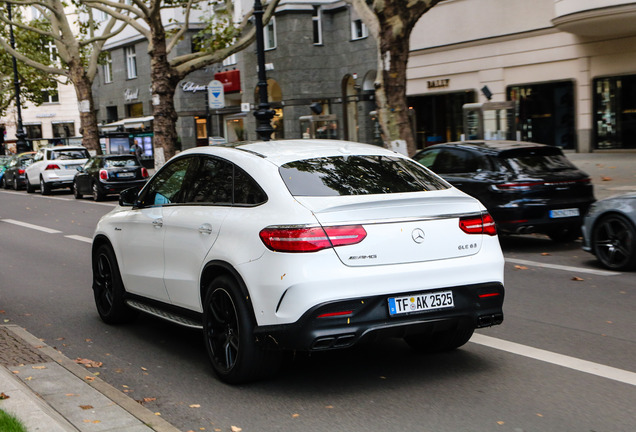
left=152, top=218, right=163, bottom=229
left=199, top=223, right=213, bottom=235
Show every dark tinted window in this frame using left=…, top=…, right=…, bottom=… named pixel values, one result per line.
left=280, top=155, right=449, bottom=196
left=187, top=157, right=234, bottom=204
left=499, top=148, right=577, bottom=174
left=103, top=156, right=139, bottom=168
left=234, top=166, right=267, bottom=205
left=433, top=149, right=488, bottom=173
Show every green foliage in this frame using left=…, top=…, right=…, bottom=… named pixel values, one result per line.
left=0, top=7, right=58, bottom=116
left=193, top=2, right=239, bottom=53
left=0, top=408, right=28, bottom=432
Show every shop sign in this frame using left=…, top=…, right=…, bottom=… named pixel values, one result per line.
left=427, top=79, right=450, bottom=89
left=207, top=80, right=225, bottom=109
left=124, top=88, right=139, bottom=101
left=214, top=70, right=241, bottom=93
left=181, top=81, right=207, bottom=93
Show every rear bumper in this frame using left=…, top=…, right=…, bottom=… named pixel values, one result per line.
left=253, top=282, right=504, bottom=351
left=98, top=179, right=147, bottom=195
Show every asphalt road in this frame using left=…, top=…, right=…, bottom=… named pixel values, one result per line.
left=1, top=189, right=634, bottom=432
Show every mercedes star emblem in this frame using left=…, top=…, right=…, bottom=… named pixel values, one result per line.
left=411, top=228, right=425, bottom=244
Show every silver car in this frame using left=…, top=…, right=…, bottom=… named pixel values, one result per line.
left=582, top=192, right=636, bottom=271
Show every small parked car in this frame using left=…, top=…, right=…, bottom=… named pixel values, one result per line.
left=92, top=139, right=505, bottom=384
left=0, top=155, right=11, bottom=184
left=413, top=141, right=596, bottom=242
left=25, top=145, right=90, bottom=194
left=73, top=154, right=149, bottom=201
left=582, top=192, right=636, bottom=271
left=1, top=152, right=36, bottom=190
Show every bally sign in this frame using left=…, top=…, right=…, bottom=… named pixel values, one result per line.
left=427, top=79, right=450, bottom=89
left=207, top=80, right=225, bottom=109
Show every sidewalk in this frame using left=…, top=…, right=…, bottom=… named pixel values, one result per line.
left=0, top=325, right=181, bottom=432
left=565, top=151, right=636, bottom=199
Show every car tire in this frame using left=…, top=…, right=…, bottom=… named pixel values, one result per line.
left=592, top=214, right=636, bottom=271
left=13, top=177, right=20, bottom=191
left=1, top=177, right=6, bottom=189
left=404, top=327, right=474, bottom=353
left=92, top=244, right=138, bottom=324
left=203, top=275, right=282, bottom=384
left=92, top=182, right=104, bottom=201
left=40, top=177, right=51, bottom=195
left=547, top=225, right=581, bottom=243
left=73, top=181, right=83, bottom=199
left=25, top=176, right=35, bottom=193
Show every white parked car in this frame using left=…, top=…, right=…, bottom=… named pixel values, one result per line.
left=91, top=140, right=505, bottom=383
left=25, top=145, right=90, bottom=194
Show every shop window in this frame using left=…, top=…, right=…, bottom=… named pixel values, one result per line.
left=195, top=116, right=208, bottom=146
left=52, top=122, right=75, bottom=138
left=126, top=102, right=143, bottom=117
left=507, top=81, right=575, bottom=149
left=594, top=75, right=636, bottom=150
left=25, top=124, right=43, bottom=139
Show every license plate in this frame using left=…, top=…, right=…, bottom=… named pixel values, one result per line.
left=549, top=208, right=580, bottom=218
left=117, top=172, right=135, bottom=178
left=388, top=290, right=454, bottom=316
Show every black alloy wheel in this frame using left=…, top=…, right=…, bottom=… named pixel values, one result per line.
left=92, top=245, right=138, bottom=324
left=92, top=182, right=104, bottom=201
left=73, top=181, right=83, bottom=199
left=203, top=276, right=282, bottom=384
left=592, top=214, right=636, bottom=271
left=13, top=177, right=20, bottom=191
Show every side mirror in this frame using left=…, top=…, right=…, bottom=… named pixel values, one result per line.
left=76, top=166, right=84, bottom=172
left=119, top=187, right=141, bottom=207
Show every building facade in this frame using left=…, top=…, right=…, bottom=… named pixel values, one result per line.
left=407, top=0, right=636, bottom=152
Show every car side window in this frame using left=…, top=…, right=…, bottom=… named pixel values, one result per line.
left=187, top=157, right=234, bottom=204
left=138, top=157, right=193, bottom=207
left=234, top=166, right=267, bottom=205
left=415, top=149, right=441, bottom=169
left=434, top=149, right=483, bottom=174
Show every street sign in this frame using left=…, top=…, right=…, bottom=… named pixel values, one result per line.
left=207, top=80, right=225, bottom=109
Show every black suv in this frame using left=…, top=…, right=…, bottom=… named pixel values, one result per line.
left=414, top=141, right=596, bottom=242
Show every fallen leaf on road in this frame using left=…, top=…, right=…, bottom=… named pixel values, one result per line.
left=541, top=252, right=551, bottom=256
left=84, top=376, right=95, bottom=382
left=141, top=367, right=148, bottom=371
left=144, top=397, right=157, bottom=403
left=75, top=358, right=103, bottom=368
left=601, top=176, right=613, bottom=181
left=154, top=412, right=161, bottom=416
left=497, top=421, right=505, bottom=425
left=189, top=404, right=201, bottom=408
left=571, top=276, right=584, bottom=281
left=80, top=405, right=93, bottom=410
left=514, top=265, right=529, bottom=270
left=325, top=405, right=334, bottom=409
left=32, top=366, right=47, bottom=370
left=56, top=337, right=65, bottom=341
left=231, top=427, right=242, bottom=432
left=537, top=413, right=544, bottom=417
left=0, top=392, right=10, bottom=400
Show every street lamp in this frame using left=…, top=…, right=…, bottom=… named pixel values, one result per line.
left=252, top=0, right=275, bottom=141
left=6, top=2, right=29, bottom=153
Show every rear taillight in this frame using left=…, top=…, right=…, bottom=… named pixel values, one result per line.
left=493, top=182, right=543, bottom=191
left=459, top=213, right=497, bottom=236
left=259, top=225, right=367, bottom=253
left=141, top=167, right=149, bottom=178
left=45, top=164, right=61, bottom=170
left=18, top=169, right=25, bottom=174
left=99, top=169, right=109, bottom=180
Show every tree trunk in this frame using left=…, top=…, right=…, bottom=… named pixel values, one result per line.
left=68, top=62, right=102, bottom=155
left=149, top=30, right=181, bottom=168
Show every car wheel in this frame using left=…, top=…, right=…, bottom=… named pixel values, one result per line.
left=592, top=214, right=636, bottom=271
left=547, top=225, right=581, bottom=243
left=203, top=275, right=282, bottom=384
left=1, top=177, right=6, bottom=189
left=92, top=244, right=138, bottom=324
left=73, top=181, right=83, bottom=199
left=13, top=177, right=20, bottom=191
left=25, top=176, right=35, bottom=193
left=92, top=182, right=104, bottom=201
left=404, top=327, right=474, bottom=353
left=40, top=177, right=51, bottom=195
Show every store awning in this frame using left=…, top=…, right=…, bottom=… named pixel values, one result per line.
left=100, top=116, right=154, bottom=132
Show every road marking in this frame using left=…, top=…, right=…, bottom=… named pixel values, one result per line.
left=0, top=219, right=62, bottom=234
left=472, top=334, right=636, bottom=386
left=506, top=258, right=620, bottom=276
left=65, top=235, right=92, bottom=243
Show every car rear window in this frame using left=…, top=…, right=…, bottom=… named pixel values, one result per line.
left=51, top=149, right=90, bottom=160
left=279, top=155, right=449, bottom=196
left=499, top=148, right=578, bottom=175
left=103, top=157, right=139, bottom=168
